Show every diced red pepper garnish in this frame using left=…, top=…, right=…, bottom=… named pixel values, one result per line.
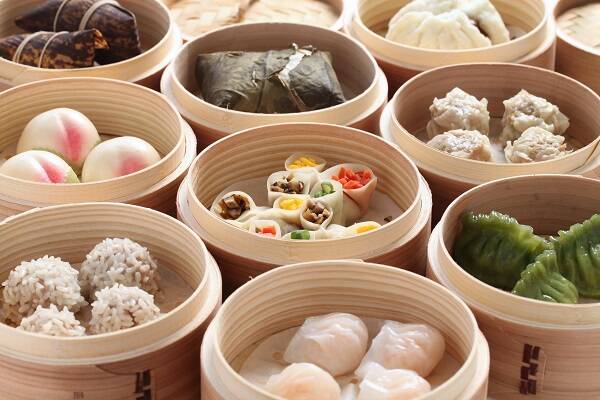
left=332, top=167, right=371, bottom=190
left=261, top=226, right=277, bottom=236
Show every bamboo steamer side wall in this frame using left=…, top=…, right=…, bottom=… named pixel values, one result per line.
left=555, top=0, right=600, bottom=97
left=381, top=63, right=600, bottom=224
left=0, top=0, right=181, bottom=90
left=201, top=261, right=490, bottom=400
left=0, top=203, right=222, bottom=399
left=347, top=0, right=555, bottom=93
left=177, top=123, right=432, bottom=294
left=428, top=175, right=600, bottom=399
left=0, top=78, right=197, bottom=219
left=161, top=22, right=388, bottom=149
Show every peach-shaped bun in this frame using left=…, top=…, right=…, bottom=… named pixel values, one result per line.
left=0, top=150, right=79, bottom=184
left=81, top=136, right=161, bottom=183
left=17, top=108, right=101, bottom=172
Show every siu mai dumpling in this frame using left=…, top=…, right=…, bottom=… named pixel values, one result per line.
left=427, top=88, right=490, bottom=139
left=504, top=127, right=572, bottom=163
left=265, top=363, right=341, bottom=400
left=501, top=90, right=570, bottom=144
left=284, top=313, right=368, bottom=376
left=386, top=10, right=491, bottom=50
left=356, top=321, right=445, bottom=378
left=427, top=129, right=492, bottom=161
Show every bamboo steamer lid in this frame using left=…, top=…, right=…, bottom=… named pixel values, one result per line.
left=0, top=78, right=197, bottom=219
left=160, top=22, right=388, bottom=149
left=427, top=174, right=600, bottom=399
left=346, top=0, right=556, bottom=93
left=177, top=122, right=432, bottom=294
left=0, top=202, right=221, bottom=399
left=200, top=260, right=490, bottom=399
left=380, top=62, right=600, bottom=223
left=0, top=0, right=182, bottom=91
left=555, top=0, right=600, bottom=97
left=162, top=0, right=347, bottom=42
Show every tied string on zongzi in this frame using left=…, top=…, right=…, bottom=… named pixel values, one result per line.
left=15, top=0, right=141, bottom=64
left=0, top=29, right=108, bottom=69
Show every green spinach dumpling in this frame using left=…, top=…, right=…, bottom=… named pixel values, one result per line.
left=552, top=214, right=600, bottom=298
left=453, top=211, right=550, bottom=290
left=512, top=250, right=579, bottom=304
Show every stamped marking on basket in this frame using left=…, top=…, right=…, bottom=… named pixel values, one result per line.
left=135, top=370, right=152, bottom=400
left=520, top=343, right=541, bottom=395
left=73, top=392, right=84, bottom=399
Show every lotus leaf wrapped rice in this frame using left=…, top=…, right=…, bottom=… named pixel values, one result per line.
left=15, top=0, right=142, bottom=64
left=196, top=45, right=346, bottom=114
left=552, top=214, right=600, bottom=298
left=0, top=30, right=108, bottom=68
left=453, top=211, right=550, bottom=290
left=512, top=250, right=579, bottom=304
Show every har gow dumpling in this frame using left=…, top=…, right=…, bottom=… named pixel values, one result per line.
left=356, top=321, right=445, bottom=379
left=386, top=10, right=491, bottom=50
left=427, top=88, right=490, bottom=139
left=265, top=363, right=341, bottom=400
left=427, top=129, right=493, bottom=161
left=284, top=313, right=369, bottom=376
left=501, top=90, right=570, bottom=144
left=357, top=362, right=431, bottom=400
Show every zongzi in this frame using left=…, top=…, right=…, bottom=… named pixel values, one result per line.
left=195, top=45, right=346, bottom=114
left=0, top=30, right=108, bottom=69
left=15, top=0, right=141, bottom=64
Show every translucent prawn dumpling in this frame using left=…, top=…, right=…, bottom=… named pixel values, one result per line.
left=388, top=0, right=510, bottom=47
left=386, top=10, right=492, bottom=50
left=427, top=129, right=493, bottom=161
left=357, top=363, right=432, bottom=400
left=265, top=363, right=341, bottom=400
left=356, top=321, right=445, bottom=378
left=283, top=313, right=369, bottom=376
left=427, top=88, right=490, bottom=139
left=501, top=90, right=570, bottom=144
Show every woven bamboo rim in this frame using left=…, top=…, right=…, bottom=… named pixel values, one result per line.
left=0, top=0, right=182, bottom=90
left=200, top=260, right=490, bottom=400
left=347, top=0, right=548, bottom=68
left=428, top=174, right=600, bottom=398
left=177, top=123, right=432, bottom=291
left=0, top=78, right=195, bottom=219
left=0, top=202, right=221, bottom=364
left=163, top=0, right=347, bottom=42
left=160, top=22, right=388, bottom=147
left=555, top=0, right=600, bottom=130
left=379, top=63, right=600, bottom=221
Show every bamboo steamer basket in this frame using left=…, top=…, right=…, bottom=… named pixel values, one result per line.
left=0, top=202, right=221, bottom=399
left=555, top=0, right=600, bottom=96
left=0, top=77, right=197, bottom=219
left=346, top=0, right=557, bottom=94
left=160, top=22, right=388, bottom=149
left=0, top=0, right=182, bottom=91
left=428, top=174, right=600, bottom=399
left=162, top=0, right=347, bottom=42
left=177, top=123, right=432, bottom=294
left=201, top=260, right=490, bottom=400
left=380, top=62, right=600, bottom=223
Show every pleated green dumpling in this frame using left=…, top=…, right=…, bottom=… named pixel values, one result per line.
left=512, top=250, right=579, bottom=304
left=453, top=211, right=550, bottom=290
left=552, top=214, right=600, bottom=298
